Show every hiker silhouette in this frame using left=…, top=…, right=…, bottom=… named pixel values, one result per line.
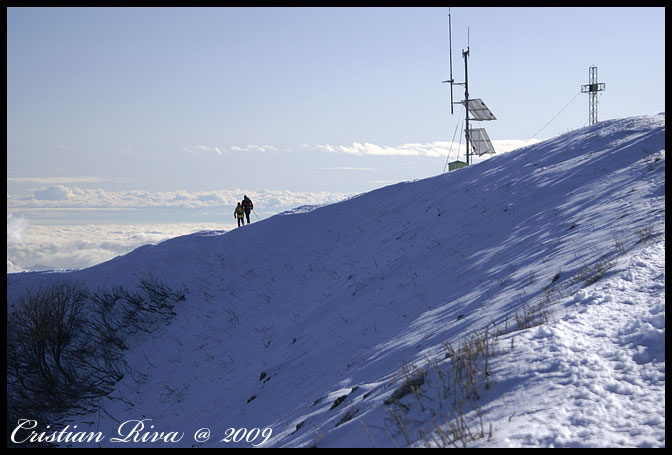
left=242, top=195, right=254, bottom=224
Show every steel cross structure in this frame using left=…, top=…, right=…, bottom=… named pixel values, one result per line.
left=581, top=66, right=606, bottom=126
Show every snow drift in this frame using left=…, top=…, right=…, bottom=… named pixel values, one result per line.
left=6, top=114, right=665, bottom=447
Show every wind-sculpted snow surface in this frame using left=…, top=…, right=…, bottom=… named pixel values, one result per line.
left=7, top=114, right=665, bottom=447
left=464, top=239, right=665, bottom=447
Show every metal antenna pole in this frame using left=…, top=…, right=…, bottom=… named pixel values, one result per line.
left=442, top=11, right=495, bottom=172
left=449, top=10, right=454, bottom=114
left=443, top=9, right=455, bottom=114
left=463, top=46, right=470, bottom=165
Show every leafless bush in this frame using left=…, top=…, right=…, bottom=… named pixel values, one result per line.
left=7, top=278, right=185, bottom=447
left=7, top=282, right=121, bottom=442
left=91, top=276, right=185, bottom=337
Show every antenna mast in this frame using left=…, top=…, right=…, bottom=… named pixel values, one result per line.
left=463, top=40, right=470, bottom=164
left=448, top=9, right=454, bottom=114
left=442, top=10, right=496, bottom=170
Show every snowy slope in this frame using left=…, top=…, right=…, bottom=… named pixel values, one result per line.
left=6, top=114, right=665, bottom=448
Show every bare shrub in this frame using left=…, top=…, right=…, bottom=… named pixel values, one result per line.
left=7, top=282, right=121, bottom=436
left=7, top=277, right=185, bottom=446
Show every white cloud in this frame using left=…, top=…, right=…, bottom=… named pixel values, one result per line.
left=4, top=186, right=343, bottom=271
left=8, top=188, right=351, bottom=212
left=315, top=141, right=455, bottom=157
left=181, top=145, right=218, bottom=156
left=313, top=139, right=542, bottom=157
left=7, top=186, right=355, bottom=271
left=33, top=185, right=73, bottom=200
left=315, top=142, right=444, bottom=157
left=182, top=144, right=279, bottom=156
left=7, top=213, right=27, bottom=245
left=179, top=140, right=542, bottom=159
left=6, top=222, right=228, bottom=271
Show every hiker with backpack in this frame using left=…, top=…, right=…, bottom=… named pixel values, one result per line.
left=242, top=195, right=254, bottom=224
left=234, top=202, right=245, bottom=227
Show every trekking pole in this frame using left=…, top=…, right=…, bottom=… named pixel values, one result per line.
left=252, top=209, right=261, bottom=221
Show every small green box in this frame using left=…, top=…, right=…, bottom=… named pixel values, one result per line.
left=448, top=161, right=469, bottom=171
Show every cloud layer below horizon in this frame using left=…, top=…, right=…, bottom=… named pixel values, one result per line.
left=7, top=138, right=539, bottom=271
left=8, top=187, right=351, bottom=211
left=7, top=189, right=352, bottom=272
left=7, top=220, right=229, bottom=272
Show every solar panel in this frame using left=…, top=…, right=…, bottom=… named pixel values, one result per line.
left=469, top=128, right=495, bottom=156
left=581, top=82, right=606, bottom=93
left=467, top=98, right=496, bottom=121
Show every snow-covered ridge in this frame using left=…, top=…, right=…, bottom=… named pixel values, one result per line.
left=7, top=114, right=665, bottom=447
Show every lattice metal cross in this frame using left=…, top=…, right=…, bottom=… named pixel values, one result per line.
left=581, top=66, right=606, bottom=126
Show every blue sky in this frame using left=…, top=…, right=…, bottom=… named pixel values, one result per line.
left=6, top=7, right=666, bottom=269
left=8, top=7, right=665, bottom=188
